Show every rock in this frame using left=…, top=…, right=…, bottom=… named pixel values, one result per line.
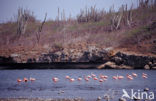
left=115, top=52, right=156, bottom=69
left=10, top=53, right=20, bottom=57
left=100, top=61, right=118, bottom=69
left=119, top=98, right=126, bottom=101
left=152, top=66, right=156, bottom=69
left=150, top=62, right=156, bottom=69
left=58, top=90, right=65, bottom=94
left=144, top=65, right=150, bottom=69
left=97, top=96, right=101, bottom=101
left=148, top=62, right=152, bottom=65
left=27, top=58, right=36, bottom=63
left=144, top=88, right=149, bottom=92
left=78, top=51, right=90, bottom=62
left=55, top=51, right=62, bottom=56
left=103, top=94, right=111, bottom=101
left=38, top=53, right=59, bottom=62
left=0, top=56, right=15, bottom=63
left=105, top=47, right=114, bottom=52
left=97, top=64, right=105, bottom=69
left=78, top=50, right=109, bottom=62
left=112, top=56, right=123, bottom=65
left=133, top=97, right=141, bottom=101
left=88, top=46, right=96, bottom=52
left=5, top=45, right=155, bottom=66
left=120, top=65, right=133, bottom=69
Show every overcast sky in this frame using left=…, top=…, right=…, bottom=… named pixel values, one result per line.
left=0, top=0, right=138, bottom=23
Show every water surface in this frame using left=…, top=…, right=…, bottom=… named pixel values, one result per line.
left=0, top=69, right=155, bottom=101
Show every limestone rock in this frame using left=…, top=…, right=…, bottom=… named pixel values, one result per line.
left=144, top=65, right=150, bottom=69
left=119, top=98, right=126, bottom=101
left=97, top=61, right=118, bottom=69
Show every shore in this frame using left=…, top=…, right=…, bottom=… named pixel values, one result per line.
left=0, top=49, right=156, bottom=69
left=0, top=98, right=84, bottom=101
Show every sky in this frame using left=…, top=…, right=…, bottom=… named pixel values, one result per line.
left=0, top=0, right=138, bottom=23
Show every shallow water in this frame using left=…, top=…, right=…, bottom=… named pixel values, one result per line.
left=0, top=69, right=155, bottom=101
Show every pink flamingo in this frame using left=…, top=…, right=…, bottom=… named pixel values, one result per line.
left=127, top=74, right=133, bottom=80
left=142, top=73, right=148, bottom=79
left=142, top=73, right=147, bottom=76
left=132, top=73, right=138, bottom=77
left=77, top=77, right=82, bottom=81
left=99, top=74, right=104, bottom=79
left=23, top=77, right=28, bottom=82
left=52, top=77, right=59, bottom=83
left=65, top=75, right=70, bottom=79
left=103, top=75, right=108, bottom=79
left=69, top=78, right=75, bottom=82
left=93, top=77, right=98, bottom=80
left=91, top=73, right=96, bottom=78
left=99, top=79, right=103, bottom=83
left=112, top=76, right=118, bottom=80
left=118, top=75, right=124, bottom=80
left=102, top=77, right=107, bottom=81
left=99, top=74, right=108, bottom=80
left=87, top=75, right=91, bottom=78
left=84, top=77, right=89, bottom=82
left=17, top=78, right=22, bottom=83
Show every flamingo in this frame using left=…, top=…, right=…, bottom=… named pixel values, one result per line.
left=118, top=75, right=124, bottom=80
left=52, top=77, right=59, bottom=83
left=99, top=74, right=104, bottom=78
left=91, top=73, right=96, bottom=78
left=93, top=77, right=98, bottom=80
left=142, top=73, right=147, bottom=76
left=112, top=76, right=118, bottom=80
left=103, top=75, right=108, bottom=79
left=17, top=78, right=22, bottom=83
left=99, top=79, right=103, bottom=83
left=69, top=78, right=75, bottom=82
left=84, top=77, right=89, bottom=82
left=99, top=74, right=108, bottom=80
left=142, top=73, right=148, bottom=79
left=23, top=77, right=28, bottom=82
left=65, top=75, right=70, bottom=79
left=127, top=74, right=133, bottom=80
left=77, top=77, right=82, bottom=81
left=87, top=75, right=91, bottom=78
left=103, top=78, right=107, bottom=81
left=30, top=77, right=36, bottom=82
left=132, top=73, right=138, bottom=77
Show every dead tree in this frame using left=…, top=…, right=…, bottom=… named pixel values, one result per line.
left=36, top=13, right=47, bottom=44
left=57, top=7, right=60, bottom=26
left=126, top=4, right=133, bottom=27
left=17, top=8, right=29, bottom=38
left=110, top=6, right=123, bottom=30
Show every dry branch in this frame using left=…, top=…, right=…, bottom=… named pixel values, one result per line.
left=36, top=13, right=47, bottom=44
left=16, top=8, right=29, bottom=38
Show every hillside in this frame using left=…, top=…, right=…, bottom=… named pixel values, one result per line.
left=0, top=0, right=156, bottom=69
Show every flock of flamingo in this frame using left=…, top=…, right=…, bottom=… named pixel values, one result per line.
left=17, top=72, right=148, bottom=83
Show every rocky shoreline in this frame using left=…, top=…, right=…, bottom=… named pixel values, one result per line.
left=0, top=47, right=156, bottom=69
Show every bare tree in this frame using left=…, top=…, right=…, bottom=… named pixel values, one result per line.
left=36, top=13, right=47, bottom=44
left=126, top=4, right=133, bottom=27
left=17, top=8, right=29, bottom=38
left=110, top=6, right=123, bottom=30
